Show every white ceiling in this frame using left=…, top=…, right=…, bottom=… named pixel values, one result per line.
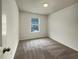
left=16, top=0, right=77, bottom=15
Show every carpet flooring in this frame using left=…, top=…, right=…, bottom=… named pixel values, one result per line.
left=14, top=38, right=78, bottom=59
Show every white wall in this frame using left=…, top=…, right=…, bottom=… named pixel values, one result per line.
left=0, top=0, right=2, bottom=46
left=1, top=0, right=19, bottom=59
left=19, top=12, right=48, bottom=40
left=48, top=3, right=78, bottom=51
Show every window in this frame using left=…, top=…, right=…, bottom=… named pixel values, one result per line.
left=31, top=18, right=40, bottom=32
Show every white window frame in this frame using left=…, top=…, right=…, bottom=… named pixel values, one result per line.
left=31, top=18, right=40, bottom=33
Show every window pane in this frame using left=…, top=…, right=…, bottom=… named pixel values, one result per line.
left=31, top=25, right=39, bottom=32
left=32, top=18, right=38, bottom=24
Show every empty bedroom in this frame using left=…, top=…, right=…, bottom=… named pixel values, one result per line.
left=1, top=0, right=78, bottom=59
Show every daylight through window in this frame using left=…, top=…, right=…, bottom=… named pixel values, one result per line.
left=31, top=18, right=40, bottom=32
